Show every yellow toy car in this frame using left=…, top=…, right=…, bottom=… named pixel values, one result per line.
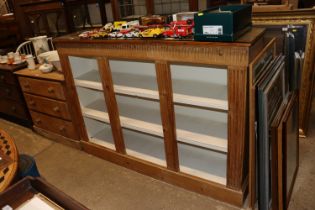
left=139, top=27, right=165, bottom=38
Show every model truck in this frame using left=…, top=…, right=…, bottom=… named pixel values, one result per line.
left=163, top=19, right=194, bottom=38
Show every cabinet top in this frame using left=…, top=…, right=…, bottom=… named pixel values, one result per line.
left=54, top=27, right=265, bottom=48
left=14, top=67, right=64, bottom=82
left=0, top=63, right=27, bottom=72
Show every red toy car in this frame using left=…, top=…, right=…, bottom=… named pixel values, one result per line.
left=163, top=19, right=194, bottom=38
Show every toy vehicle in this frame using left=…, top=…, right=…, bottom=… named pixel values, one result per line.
left=124, top=30, right=140, bottom=38
left=120, top=20, right=140, bottom=35
left=109, top=31, right=123, bottom=38
left=139, top=27, right=165, bottom=38
left=113, top=21, right=127, bottom=31
left=163, top=19, right=194, bottom=38
left=100, top=23, right=114, bottom=33
left=140, top=15, right=166, bottom=26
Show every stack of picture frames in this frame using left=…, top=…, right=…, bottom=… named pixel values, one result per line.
left=248, top=9, right=315, bottom=209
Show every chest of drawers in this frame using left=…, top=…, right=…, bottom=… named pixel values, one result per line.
left=15, top=68, right=80, bottom=147
left=0, top=63, right=31, bottom=126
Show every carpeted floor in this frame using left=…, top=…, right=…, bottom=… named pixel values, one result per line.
left=0, top=104, right=314, bottom=209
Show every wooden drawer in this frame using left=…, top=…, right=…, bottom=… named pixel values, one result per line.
left=19, top=77, right=66, bottom=100
left=24, top=93, right=71, bottom=120
left=0, top=99, right=28, bottom=119
left=0, top=84, right=23, bottom=102
left=0, top=71, right=16, bottom=85
left=30, top=111, right=79, bottom=140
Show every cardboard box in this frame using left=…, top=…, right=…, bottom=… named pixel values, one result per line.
left=194, top=5, right=252, bottom=42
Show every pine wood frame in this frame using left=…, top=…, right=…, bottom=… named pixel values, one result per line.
left=252, top=9, right=315, bottom=137
left=55, top=28, right=266, bottom=207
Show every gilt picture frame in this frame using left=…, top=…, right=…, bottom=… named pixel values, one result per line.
left=252, top=9, right=315, bottom=137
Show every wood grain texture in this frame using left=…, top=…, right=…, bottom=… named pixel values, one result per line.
left=18, top=77, right=66, bottom=100
left=98, top=58, right=126, bottom=154
left=24, top=93, right=72, bottom=120
left=30, top=111, right=79, bottom=140
left=155, top=61, right=179, bottom=171
left=34, top=126, right=81, bottom=150
left=82, top=141, right=245, bottom=207
left=58, top=54, right=89, bottom=142
left=227, top=66, right=248, bottom=190
left=15, top=68, right=64, bottom=82
left=0, top=129, right=18, bottom=193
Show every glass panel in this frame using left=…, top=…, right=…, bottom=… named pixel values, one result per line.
left=123, top=129, right=166, bottom=166
left=83, top=117, right=115, bottom=151
left=154, top=0, right=190, bottom=14
left=178, top=143, right=227, bottom=185
left=69, top=56, right=101, bottom=83
left=88, top=3, right=102, bottom=26
left=109, top=60, right=158, bottom=91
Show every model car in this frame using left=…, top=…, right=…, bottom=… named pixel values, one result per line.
left=100, top=23, right=114, bottom=33
left=139, top=27, right=165, bottom=38
left=124, top=30, right=140, bottom=38
left=108, top=31, right=123, bottom=38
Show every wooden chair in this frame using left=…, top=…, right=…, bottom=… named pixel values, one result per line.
left=15, top=37, right=54, bottom=57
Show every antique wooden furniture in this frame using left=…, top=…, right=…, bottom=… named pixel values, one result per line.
left=252, top=9, right=315, bottom=137
left=0, top=63, right=31, bottom=126
left=0, top=14, right=20, bottom=50
left=0, top=129, right=18, bottom=193
left=0, top=176, right=88, bottom=209
left=12, top=0, right=108, bottom=39
left=15, top=68, right=80, bottom=148
left=54, top=28, right=270, bottom=207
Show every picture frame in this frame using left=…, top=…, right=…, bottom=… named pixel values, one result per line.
left=270, top=92, right=299, bottom=210
left=252, top=9, right=315, bottom=137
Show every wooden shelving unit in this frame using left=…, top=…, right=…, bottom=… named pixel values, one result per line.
left=55, top=28, right=269, bottom=207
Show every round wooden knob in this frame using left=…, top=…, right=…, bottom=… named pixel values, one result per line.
left=11, top=106, right=16, bottom=112
left=53, top=106, right=60, bottom=112
left=59, top=126, right=66, bottom=132
left=24, top=83, right=30, bottom=88
left=29, top=100, right=35, bottom=105
left=5, top=88, right=11, bottom=95
left=47, top=87, right=54, bottom=93
left=35, top=119, right=41, bottom=124
left=0, top=75, right=4, bottom=81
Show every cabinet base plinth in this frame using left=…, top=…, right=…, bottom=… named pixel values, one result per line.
left=81, top=141, right=246, bottom=207
left=33, top=126, right=82, bottom=150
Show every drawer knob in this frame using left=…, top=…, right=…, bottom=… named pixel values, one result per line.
left=53, top=106, right=60, bottom=112
left=11, top=106, right=16, bottom=112
left=24, top=83, right=30, bottom=88
left=0, top=75, right=4, bottom=81
left=59, top=126, right=66, bottom=132
left=29, top=100, right=35, bottom=105
left=47, top=87, right=54, bottom=93
left=5, top=89, right=11, bottom=95
left=35, top=119, right=41, bottom=124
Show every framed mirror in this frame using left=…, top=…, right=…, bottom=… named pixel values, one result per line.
left=252, top=9, right=315, bottom=137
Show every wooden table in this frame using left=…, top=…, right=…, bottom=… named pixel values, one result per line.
left=0, top=177, right=88, bottom=209
left=0, top=129, right=18, bottom=192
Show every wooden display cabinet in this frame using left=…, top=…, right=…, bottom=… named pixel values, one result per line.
left=54, top=28, right=269, bottom=207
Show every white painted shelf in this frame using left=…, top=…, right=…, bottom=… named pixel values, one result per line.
left=100, top=126, right=166, bottom=166
left=83, top=117, right=115, bottom=150
left=178, top=143, right=227, bottom=185
left=74, top=70, right=228, bottom=111
left=79, top=95, right=227, bottom=153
